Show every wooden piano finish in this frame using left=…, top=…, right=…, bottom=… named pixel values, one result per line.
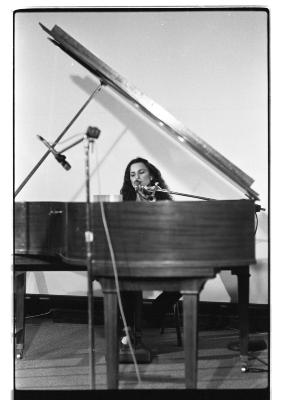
left=14, top=200, right=255, bottom=389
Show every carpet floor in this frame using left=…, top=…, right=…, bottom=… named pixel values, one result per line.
left=15, top=318, right=269, bottom=391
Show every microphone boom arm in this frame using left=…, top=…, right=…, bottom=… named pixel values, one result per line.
left=14, top=84, right=103, bottom=197
left=143, top=183, right=216, bottom=201
left=168, top=190, right=216, bottom=201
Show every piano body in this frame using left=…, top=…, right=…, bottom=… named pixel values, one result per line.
left=14, top=24, right=261, bottom=389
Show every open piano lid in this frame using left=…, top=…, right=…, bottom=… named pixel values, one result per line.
left=40, top=23, right=259, bottom=201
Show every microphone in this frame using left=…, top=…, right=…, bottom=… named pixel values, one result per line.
left=86, top=126, right=101, bottom=139
left=140, top=186, right=154, bottom=196
left=134, top=182, right=157, bottom=201
left=37, top=135, right=71, bottom=171
left=142, top=182, right=162, bottom=194
left=134, top=180, right=142, bottom=192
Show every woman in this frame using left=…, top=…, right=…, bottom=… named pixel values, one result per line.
left=120, top=156, right=172, bottom=202
left=119, top=157, right=181, bottom=362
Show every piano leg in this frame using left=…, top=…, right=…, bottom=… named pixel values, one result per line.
left=103, top=288, right=119, bottom=389
left=182, top=291, right=198, bottom=388
left=233, top=266, right=250, bottom=372
left=14, top=271, right=26, bottom=360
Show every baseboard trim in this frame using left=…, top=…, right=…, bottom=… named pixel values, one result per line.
left=24, top=294, right=269, bottom=332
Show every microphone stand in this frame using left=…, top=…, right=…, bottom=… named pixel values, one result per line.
left=167, top=190, right=215, bottom=201
left=39, top=126, right=101, bottom=389
left=83, top=128, right=100, bottom=390
left=146, top=186, right=265, bottom=210
left=64, top=127, right=100, bottom=389
left=151, top=185, right=266, bottom=364
left=143, top=184, right=217, bottom=201
left=153, top=186, right=266, bottom=363
left=166, top=190, right=265, bottom=214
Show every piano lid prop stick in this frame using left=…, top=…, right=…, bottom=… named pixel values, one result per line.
left=14, top=84, right=103, bottom=197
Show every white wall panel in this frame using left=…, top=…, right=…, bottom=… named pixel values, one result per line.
left=15, top=10, right=268, bottom=303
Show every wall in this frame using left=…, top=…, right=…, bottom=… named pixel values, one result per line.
left=14, top=10, right=268, bottom=303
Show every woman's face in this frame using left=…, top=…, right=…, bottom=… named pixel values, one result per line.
left=129, top=162, right=152, bottom=189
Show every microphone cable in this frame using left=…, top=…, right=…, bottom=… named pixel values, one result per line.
left=99, top=201, right=142, bottom=383
left=254, top=212, right=259, bottom=235
left=94, top=145, right=142, bottom=384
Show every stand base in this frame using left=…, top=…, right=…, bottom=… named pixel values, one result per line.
left=228, top=339, right=267, bottom=352
left=119, top=345, right=152, bottom=364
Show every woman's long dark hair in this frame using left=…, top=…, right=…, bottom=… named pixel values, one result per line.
left=120, top=157, right=172, bottom=201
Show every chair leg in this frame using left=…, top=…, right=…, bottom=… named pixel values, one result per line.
left=174, top=302, right=182, bottom=347
left=159, top=301, right=182, bottom=347
left=160, top=319, right=165, bottom=334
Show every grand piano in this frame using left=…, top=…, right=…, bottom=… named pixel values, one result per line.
left=14, top=24, right=261, bottom=390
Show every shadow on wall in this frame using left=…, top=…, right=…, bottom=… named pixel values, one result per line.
left=70, top=74, right=243, bottom=199
left=26, top=271, right=49, bottom=295
left=256, top=210, right=268, bottom=238
left=69, top=74, right=268, bottom=304
left=69, top=126, right=128, bottom=201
